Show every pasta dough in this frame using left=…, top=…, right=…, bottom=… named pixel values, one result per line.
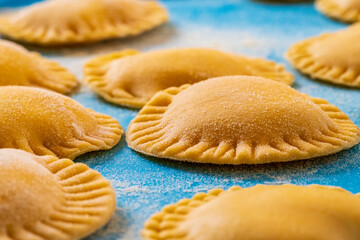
left=0, top=148, right=116, bottom=240
left=316, top=0, right=360, bottom=22
left=0, top=0, right=168, bottom=45
left=127, top=76, right=359, bottom=164
left=287, top=23, right=360, bottom=87
left=0, top=39, right=78, bottom=94
left=84, top=48, right=294, bottom=108
left=142, top=184, right=360, bottom=240
left=0, top=86, right=123, bottom=159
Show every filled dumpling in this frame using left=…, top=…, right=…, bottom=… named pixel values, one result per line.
left=0, top=0, right=168, bottom=45
left=84, top=48, right=294, bottom=108
left=0, top=39, right=78, bottom=94
left=143, top=184, right=360, bottom=240
left=127, top=76, right=359, bottom=164
left=316, top=0, right=360, bottom=22
left=0, top=148, right=116, bottom=240
left=287, top=23, right=360, bottom=87
left=0, top=86, right=123, bottom=159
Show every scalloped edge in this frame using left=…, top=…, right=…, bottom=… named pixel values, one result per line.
left=3, top=88, right=123, bottom=160
left=63, top=109, right=124, bottom=160
left=0, top=40, right=79, bottom=94
left=83, top=49, right=146, bottom=108
left=316, top=0, right=360, bottom=23
left=141, top=184, right=360, bottom=240
left=29, top=109, right=123, bottom=160
left=286, top=29, right=360, bottom=88
left=126, top=82, right=360, bottom=164
left=0, top=151, right=116, bottom=240
left=0, top=1, right=169, bottom=45
left=83, top=49, right=294, bottom=109
left=30, top=52, right=79, bottom=94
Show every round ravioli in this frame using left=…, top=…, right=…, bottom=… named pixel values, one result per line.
left=142, top=184, right=360, bottom=240
left=84, top=48, right=294, bottom=108
left=316, top=0, right=360, bottom=22
left=0, top=148, right=116, bottom=240
left=0, top=0, right=168, bottom=45
left=0, top=86, right=123, bottom=159
left=287, top=23, right=360, bottom=87
left=0, top=39, right=78, bottom=94
left=127, top=76, right=359, bottom=164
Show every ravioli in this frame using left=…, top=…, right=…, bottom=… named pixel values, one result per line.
left=84, top=48, right=294, bottom=108
left=0, top=39, right=78, bottom=94
left=127, top=76, right=359, bottom=164
left=316, top=0, right=360, bottom=22
left=0, top=0, right=168, bottom=45
left=0, top=148, right=116, bottom=240
left=142, top=184, right=360, bottom=240
left=0, top=86, right=123, bottom=159
left=287, top=24, right=360, bottom=87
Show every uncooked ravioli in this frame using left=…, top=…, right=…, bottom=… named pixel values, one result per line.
left=83, top=48, right=294, bottom=108
left=0, top=0, right=168, bottom=45
left=0, top=148, right=116, bottom=240
left=0, top=39, right=78, bottom=94
left=316, top=0, right=360, bottom=22
left=0, top=86, right=123, bottom=159
left=287, top=23, right=360, bottom=87
left=126, top=76, right=359, bottom=164
left=142, top=184, right=360, bottom=240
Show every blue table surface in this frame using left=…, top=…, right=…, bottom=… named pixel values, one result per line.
left=1, top=0, right=359, bottom=239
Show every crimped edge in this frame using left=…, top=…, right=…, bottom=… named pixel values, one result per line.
left=0, top=153, right=116, bottom=240
left=84, top=50, right=294, bottom=109
left=0, top=40, right=78, bottom=94
left=141, top=184, right=359, bottom=240
left=9, top=107, right=123, bottom=160
left=0, top=1, right=169, bottom=45
left=83, top=49, right=146, bottom=108
left=286, top=32, right=360, bottom=87
left=239, top=56, right=294, bottom=86
left=126, top=83, right=360, bottom=164
left=316, top=0, right=360, bottom=23
left=63, top=109, right=124, bottom=160
left=30, top=52, right=79, bottom=94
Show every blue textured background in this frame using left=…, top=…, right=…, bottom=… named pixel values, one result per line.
left=1, top=0, right=359, bottom=239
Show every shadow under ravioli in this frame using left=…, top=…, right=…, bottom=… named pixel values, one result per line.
left=0, top=86, right=123, bottom=159
left=127, top=76, right=359, bottom=164
left=83, top=48, right=294, bottom=108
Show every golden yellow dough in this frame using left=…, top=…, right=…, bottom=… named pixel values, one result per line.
left=0, top=39, right=78, bottom=94
left=0, top=0, right=168, bottom=45
left=83, top=48, right=294, bottom=108
left=0, top=86, right=123, bottom=159
left=142, top=184, right=360, bottom=240
left=287, top=23, right=360, bottom=87
left=0, top=148, right=116, bottom=240
left=126, top=76, right=359, bottom=164
left=316, top=0, right=360, bottom=22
